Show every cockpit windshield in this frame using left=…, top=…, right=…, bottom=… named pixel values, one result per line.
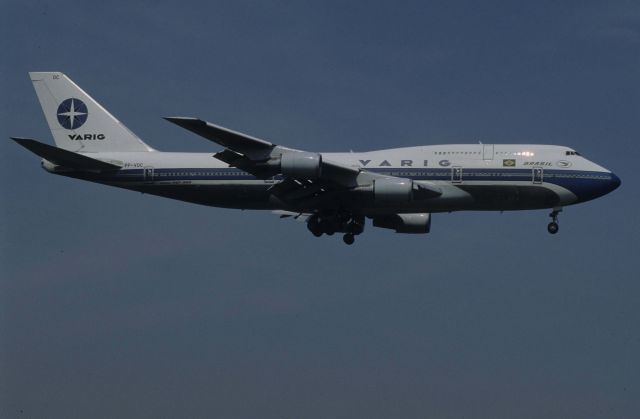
left=566, top=151, right=581, bottom=156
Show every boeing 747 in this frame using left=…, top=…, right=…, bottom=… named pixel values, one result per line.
left=13, top=72, right=621, bottom=244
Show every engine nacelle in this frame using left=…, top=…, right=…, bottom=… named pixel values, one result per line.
left=372, top=213, right=431, bottom=234
left=40, top=158, right=73, bottom=173
left=373, top=178, right=413, bottom=202
left=280, top=152, right=322, bottom=179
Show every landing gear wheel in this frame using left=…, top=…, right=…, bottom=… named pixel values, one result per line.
left=547, top=208, right=562, bottom=235
left=319, top=219, right=336, bottom=236
left=343, top=233, right=355, bottom=245
left=307, top=216, right=323, bottom=237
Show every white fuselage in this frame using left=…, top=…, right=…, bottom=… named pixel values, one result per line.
left=49, top=143, right=618, bottom=215
left=21, top=72, right=622, bottom=241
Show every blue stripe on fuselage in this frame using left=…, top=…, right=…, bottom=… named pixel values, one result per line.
left=82, top=167, right=618, bottom=203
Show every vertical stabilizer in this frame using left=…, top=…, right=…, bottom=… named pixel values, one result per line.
left=29, top=72, right=154, bottom=153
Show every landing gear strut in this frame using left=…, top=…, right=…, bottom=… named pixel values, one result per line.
left=547, top=208, right=562, bottom=234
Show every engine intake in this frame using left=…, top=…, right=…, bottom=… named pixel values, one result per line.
left=373, top=213, right=431, bottom=234
left=280, top=152, right=322, bottom=179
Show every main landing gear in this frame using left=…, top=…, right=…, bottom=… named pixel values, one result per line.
left=547, top=208, right=562, bottom=234
left=307, top=212, right=364, bottom=245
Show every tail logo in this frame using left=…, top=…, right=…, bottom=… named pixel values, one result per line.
left=57, top=98, right=88, bottom=130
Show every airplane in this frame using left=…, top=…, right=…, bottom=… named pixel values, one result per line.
left=13, top=72, right=621, bottom=245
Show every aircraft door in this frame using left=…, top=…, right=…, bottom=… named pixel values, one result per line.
left=144, top=166, right=154, bottom=183
left=532, top=167, right=543, bottom=184
left=482, top=144, right=494, bottom=160
left=452, top=166, right=463, bottom=184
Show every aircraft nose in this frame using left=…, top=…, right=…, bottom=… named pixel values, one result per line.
left=609, top=172, right=621, bottom=192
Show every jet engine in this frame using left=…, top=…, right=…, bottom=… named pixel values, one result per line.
left=280, top=152, right=322, bottom=179
left=373, top=178, right=413, bottom=202
left=372, top=213, right=431, bottom=234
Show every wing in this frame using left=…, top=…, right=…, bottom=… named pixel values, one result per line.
left=163, top=117, right=275, bottom=160
left=164, top=117, right=441, bottom=209
left=165, top=116, right=359, bottom=180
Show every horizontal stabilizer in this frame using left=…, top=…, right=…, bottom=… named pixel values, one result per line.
left=164, top=117, right=274, bottom=159
left=11, top=137, right=122, bottom=171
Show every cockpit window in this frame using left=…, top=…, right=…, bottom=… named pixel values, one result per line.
left=566, top=151, right=581, bottom=156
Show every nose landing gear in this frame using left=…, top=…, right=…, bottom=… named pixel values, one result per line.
left=547, top=208, right=562, bottom=234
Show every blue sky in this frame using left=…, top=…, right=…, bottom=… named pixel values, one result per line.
left=1, top=1, right=639, bottom=418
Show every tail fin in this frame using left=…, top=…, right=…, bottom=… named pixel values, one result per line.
left=29, top=72, right=154, bottom=153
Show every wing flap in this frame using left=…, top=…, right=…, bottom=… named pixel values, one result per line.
left=321, top=158, right=361, bottom=185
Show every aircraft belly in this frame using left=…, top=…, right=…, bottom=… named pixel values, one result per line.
left=107, top=182, right=276, bottom=209
left=352, top=183, right=565, bottom=214
left=154, top=184, right=275, bottom=209
left=458, top=184, right=561, bottom=210
left=69, top=172, right=576, bottom=213
left=123, top=182, right=567, bottom=212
